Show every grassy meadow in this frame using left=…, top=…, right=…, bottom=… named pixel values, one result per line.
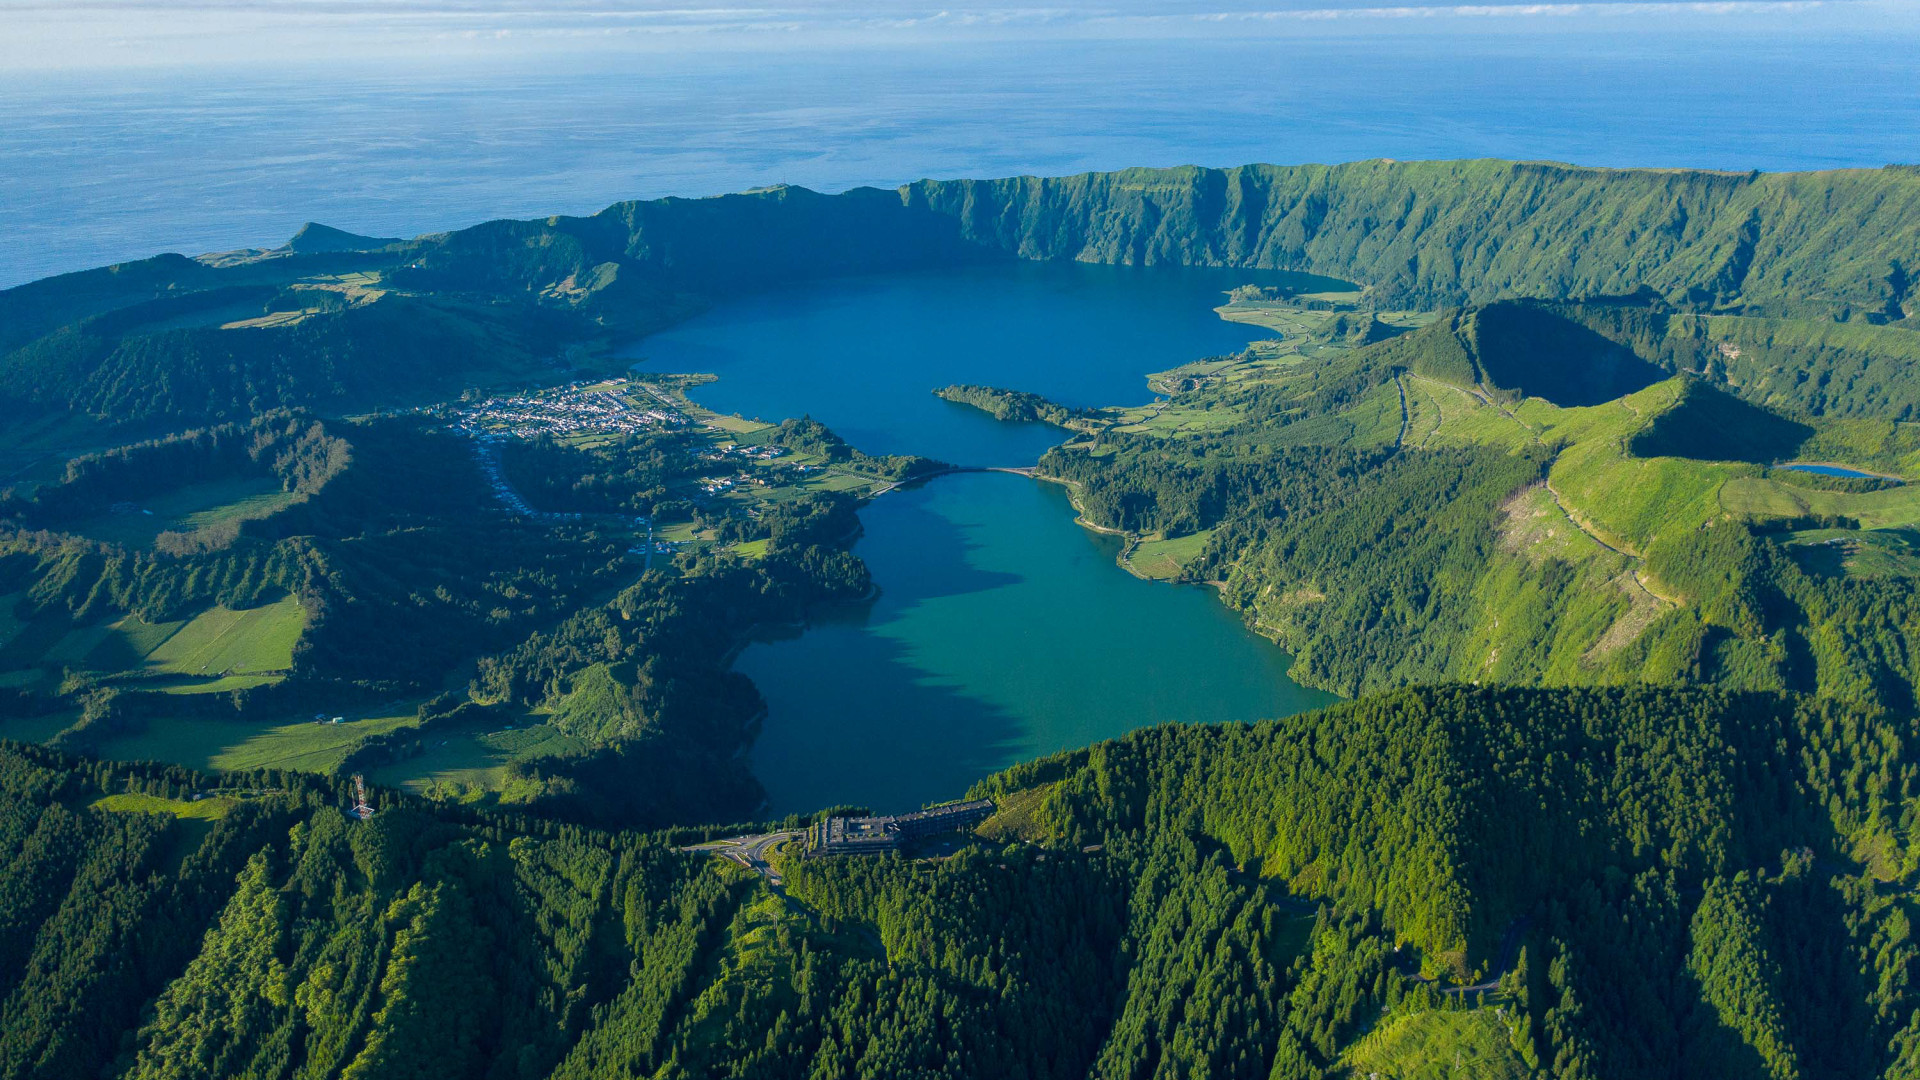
left=67, top=475, right=298, bottom=548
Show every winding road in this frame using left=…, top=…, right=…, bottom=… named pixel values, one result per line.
left=684, top=830, right=799, bottom=888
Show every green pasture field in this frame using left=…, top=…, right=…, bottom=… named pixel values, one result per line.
left=157, top=673, right=287, bottom=695
left=67, top=475, right=297, bottom=548
left=1125, top=530, right=1214, bottom=580
left=369, top=722, right=584, bottom=794
left=1402, top=375, right=1538, bottom=452
left=0, top=410, right=114, bottom=498
left=0, top=593, right=306, bottom=694
left=655, top=520, right=705, bottom=543
left=0, top=608, right=86, bottom=672
left=141, top=595, right=305, bottom=677
left=1214, top=301, right=1344, bottom=340
left=1722, top=475, right=1920, bottom=530
left=43, top=624, right=117, bottom=667
left=90, top=792, right=235, bottom=820
left=0, top=592, right=29, bottom=651
left=1, top=708, right=78, bottom=743
left=1111, top=403, right=1244, bottom=437
left=707, top=415, right=770, bottom=435
left=1784, top=527, right=1920, bottom=579
left=207, top=706, right=419, bottom=772
left=86, top=703, right=422, bottom=775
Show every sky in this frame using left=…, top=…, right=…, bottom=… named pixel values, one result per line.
left=4, top=0, right=1916, bottom=71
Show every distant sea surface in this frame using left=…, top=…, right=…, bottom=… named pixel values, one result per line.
left=4, top=30, right=1918, bottom=288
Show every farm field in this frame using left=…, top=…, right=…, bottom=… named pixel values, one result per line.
left=67, top=474, right=298, bottom=547
left=85, top=704, right=419, bottom=774
left=1125, top=529, right=1213, bottom=580
left=1721, top=475, right=1920, bottom=529
left=140, top=595, right=305, bottom=678
left=370, top=721, right=585, bottom=795
left=0, top=594, right=307, bottom=706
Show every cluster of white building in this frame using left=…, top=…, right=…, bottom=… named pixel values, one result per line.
left=704, top=442, right=789, bottom=462
left=450, top=382, right=687, bottom=440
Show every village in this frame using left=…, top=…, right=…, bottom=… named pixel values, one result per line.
left=426, top=373, right=883, bottom=566
left=445, top=377, right=688, bottom=440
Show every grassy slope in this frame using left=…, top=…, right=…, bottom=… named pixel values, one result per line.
left=1340, top=1004, right=1535, bottom=1080
left=139, top=595, right=304, bottom=677
left=0, top=594, right=308, bottom=691
left=1089, top=292, right=1917, bottom=696
left=89, top=792, right=234, bottom=819
left=66, top=475, right=297, bottom=547
left=87, top=706, right=420, bottom=775
left=368, top=721, right=585, bottom=795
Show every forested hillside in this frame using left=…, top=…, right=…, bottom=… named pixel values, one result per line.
left=1019, top=276, right=1920, bottom=716
left=1, top=409, right=875, bottom=827
left=1, top=678, right=1914, bottom=1080
left=908, top=161, right=1920, bottom=316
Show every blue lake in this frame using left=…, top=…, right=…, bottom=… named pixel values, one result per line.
left=632, top=261, right=1339, bottom=812
left=629, top=261, right=1343, bottom=466
left=1780, top=463, right=1901, bottom=482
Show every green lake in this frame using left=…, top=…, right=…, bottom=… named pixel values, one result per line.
left=632, top=260, right=1344, bottom=813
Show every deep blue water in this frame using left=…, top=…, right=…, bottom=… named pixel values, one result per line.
left=5, top=30, right=1919, bottom=287
left=629, top=262, right=1341, bottom=466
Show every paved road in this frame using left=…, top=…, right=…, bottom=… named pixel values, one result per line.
left=684, top=831, right=799, bottom=888
left=1393, top=373, right=1410, bottom=450
left=1439, top=918, right=1531, bottom=995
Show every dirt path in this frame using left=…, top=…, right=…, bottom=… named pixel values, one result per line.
left=1542, top=479, right=1634, bottom=558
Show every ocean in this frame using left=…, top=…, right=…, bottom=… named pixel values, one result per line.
left=3, top=27, right=1917, bottom=288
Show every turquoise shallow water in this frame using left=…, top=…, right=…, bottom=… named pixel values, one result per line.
left=742, top=472, right=1336, bottom=814
left=633, top=261, right=1341, bottom=813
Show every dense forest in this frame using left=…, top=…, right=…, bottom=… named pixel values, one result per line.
left=1, top=680, right=1914, bottom=1079
left=934, top=384, right=1098, bottom=427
